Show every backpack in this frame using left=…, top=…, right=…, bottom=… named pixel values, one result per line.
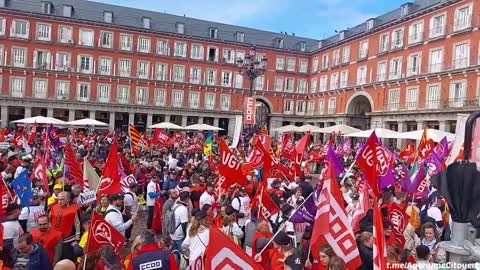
left=164, top=204, right=181, bottom=235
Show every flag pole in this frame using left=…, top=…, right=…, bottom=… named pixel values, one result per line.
left=339, top=161, right=356, bottom=186
left=1, top=175, right=14, bottom=201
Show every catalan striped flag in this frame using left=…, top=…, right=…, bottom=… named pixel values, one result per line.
left=204, top=131, right=213, bottom=156
left=128, top=125, right=149, bottom=154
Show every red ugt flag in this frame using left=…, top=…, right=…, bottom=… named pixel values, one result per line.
left=65, top=142, right=84, bottom=188
left=31, top=155, right=49, bottom=194
left=151, top=129, right=171, bottom=146
left=218, top=139, right=246, bottom=190
left=251, top=186, right=280, bottom=220
left=97, top=140, right=122, bottom=199
left=87, top=212, right=125, bottom=255
left=373, top=200, right=387, bottom=270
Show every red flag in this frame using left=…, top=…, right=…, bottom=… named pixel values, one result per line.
left=97, top=140, right=122, bottom=199
left=414, top=129, right=434, bottom=163
left=311, top=163, right=362, bottom=270
left=151, top=129, right=171, bottom=146
left=28, top=124, right=37, bottom=145
left=151, top=183, right=164, bottom=233
left=350, top=182, right=370, bottom=233
left=65, top=142, right=83, bottom=187
left=254, top=135, right=272, bottom=155
left=218, top=139, right=246, bottom=190
left=0, top=175, right=11, bottom=219
left=281, top=133, right=295, bottom=159
left=242, top=139, right=267, bottom=175
left=399, top=141, right=415, bottom=160
left=295, top=132, right=310, bottom=155
left=387, top=203, right=409, bottom=247
left=12, top=133, right=25, bottom=148
left=31, top=155, right=49, bottom=194
left=373, top=200, right=387, bottom=270
left=204, top=225, right=263, bottom=270
left=251, top=186, right=280, bottom=220
left=86, top=212, right=126, bottom=255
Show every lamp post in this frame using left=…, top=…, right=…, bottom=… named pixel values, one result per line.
left=236, top=47, right=267, bottom=97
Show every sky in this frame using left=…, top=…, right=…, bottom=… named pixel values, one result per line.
left=96, top=0, right=407, bottom=40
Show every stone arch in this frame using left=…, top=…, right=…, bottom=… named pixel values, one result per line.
left=346, top=92, right=374, bottom=115
left=253, top=96, right=272, bottom=113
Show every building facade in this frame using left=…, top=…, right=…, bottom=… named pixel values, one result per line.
left=0, top=0, right=478, bottom=141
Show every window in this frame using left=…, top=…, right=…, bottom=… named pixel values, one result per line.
left=207, top=47, right=218, bottom=62
left=79, top=29, right=94, bottom=46
left=63, top=5, right=73, bottom=17
left=12, top=48, right=27, bottom=67
left=223, top=49, right=234, bottom=64
left=33, top=79, right=48, bottom=99
left=56, top=80, right=70, bottom=100
left=207, top=70, right=217, bottom=86
left=450, top=81, right=466, bottom=107
left=312, top=58, right=319, bottom=73
left=339, top=31, right=345, bottom=40
left=275, top=77, right=284, bottom=91
left=357, top=66, right=367, bottom=85
left=389, top=58, right=402, bottom=80
left=36, top=23, right=51, bottom=41
left=77, top=83, right=90, bottom=102
left=176, top=23, right=185, bottom=34
left=391, top=29, right=404, bottom=49
left=328, top=98, right=336, bottom=114
left=254, top=75, right=264, bottom=90
left=205, top=93, right=216, bottom=109
left=299, top=42, right=306, bottom=52
left=427, top=84, right=441, bottom=109
left=285, top=78, right=294, bottom=92
left=409, top=22, right=424, bottom=44
left=379, top=33, right=389, bottom=53
left=388, top=90, right=400, bottom=110
left=321, top=54, right=329, bottom=69
left=453, top=42, right=469, bottom=69
left=332, top=50, right=340, bottom=66
left=118, top=86, right=130, bottom=104
left=157, top=40, right=169, bottom=55
left=100, top=32, right=113, bottom=48
left=311, top=78, right=318, bottom=93
left=276, top=38, right=284, bottom=49
left=235, top=32, right=244, bottom=42
left=189, top=92, right=200, bottom=108
left=286, top=58, right=296, bottom=72
left=330, top=73, right=339, bottom=90
left=137, top=61, right=150, bottom=79
left=407, top=54, right=421, bottom=76
left=276, top=57, right=285, bottom=70
left=78, top=55, right=93, bottom=74
left=104, top=11, right=113, bottom=23
left=58, top=26, right=73, bottom=43
left=320, top=76, right=328, bottom=91
left=155, top=63, right=168, bottom=81
left=308, top=101, right=315, bottom=114
left=359, top=41, right=368, bottom=59
left=10, top=77, right=25, bottom=97
left=236, top=50, right=245, bottom=62
left=406, top=88, right=418, bottom=109
left=340, top=70, right=348, bottom=88
left=0, top=46, right=3, bottom=65
left=343, top=47, right=350, bottom=63
left=55, top=52, right=71, bottom=71
left=284, top=100, right=293, bottom=114
left=119, top=59, right=131, bottom=77
left=155, top=89, right=166, bottom=106
left=222, top=71, right=232, bottom=87
left=318, top=100, right=325, bottom=114
left=0, top=18, right=6, bottom=36
left=189, top=45, right=203, bottom=60
left=190, top=67, right=201, bottom=84
left=299, top=60, right=308, bottom=73
left=11, top=20, right=29, bottom=39
left=377, top=62, right=387, bottom=82
left=296, top=101, right=306, bottom=114
left=209, top=28, right=218, bottom=39
left=99, top=57, right=112, bottom=75
left=136, top=87, right=148, bottom=105
left=297, top=79, right=307, bottom=93
left=221, top=95, right=231, bottom=111
left=120, top=34, right=133, bottom=51
left=33, top=50, right=50, bottom=69
left=138, top=37, right=151, bottom=53
left=430, top=14, right=446, bottom=38
left=367, top=19, right=374, bottom=30
left=234, top=73, right=243, bottom=88
left=98, top=84, right=110, bottom=103
left=429, top=48, right=443, bottom=73
left=142, top=17, right=151, bottom=29
left=454, top=6, right=472, bottom=31
left=173, top=65, right=185, bottom=82
left=174, top=42, right=187, bottom=57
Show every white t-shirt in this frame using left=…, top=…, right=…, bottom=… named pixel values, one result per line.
left=170, top=204, right=189, bottom=241
left=199, top=191, right=215, bottom=209
left=231, top=196, right=251, bottom=227
left=146, top=181, right=158, bottom=207
left=181, top=227, right=209, bottom=265
left=168, top=157, right=179, bottom=170
left=124, top=191, right=138, bottom=215
left=2, top=220, right=23, bottom=248
left=19, top=205, right=45, bottom=231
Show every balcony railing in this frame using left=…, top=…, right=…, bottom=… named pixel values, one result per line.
left=405, top=101, right=418, bottom=110
left=387, top=103, right=400, bottom=111
left=453, top=16, right=472, bottom=32
left=429, top=25, right=446, bottom=39
left=328, top=108, right=336, bottom=114
left=408, top=32, right=424, bottom=45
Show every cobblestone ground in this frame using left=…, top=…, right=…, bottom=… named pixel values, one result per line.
left=120, top=209, right=148, bottom=258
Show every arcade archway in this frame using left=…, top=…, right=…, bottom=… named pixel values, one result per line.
left=346, top=93, right=373, bottom=130
left=255, top=98, right=271, bottom=131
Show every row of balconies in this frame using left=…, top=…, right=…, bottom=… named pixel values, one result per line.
left=386, top=97, right=480, bottom=111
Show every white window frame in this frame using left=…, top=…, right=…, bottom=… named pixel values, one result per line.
left=407, top=53, right=421, bottom=76
left=36, top=23, right=51, bottom=41
left=307, top=100, right=315, bottom=115
left=429, top=13, right=446, bottom=39
left=286, top=58, right=296, bottom=72
left=388, top=89, right=400, bottom=111
left=426, top=83, right=441, bottom=109
left=312, top=58, right=319, bottom=73
left=222, top=71, right=233, bottom=87
left=174, top=42, right=187, bottom=58
left=33, top=49, right=50, bottom=69
left=321, top=54, right=329, bottom=70
left=220, top=94, right=231, bottom=111
left=99, top=57, right=112, bottom=75
left=297, top=79, right=307, bottom=93
left=377, top=61, right=388, bottom=81
left=55, top=80, right=70, bottom=100
left=389, top=58, right=403, bottom=80
left=55, top=52, right=71, bottom=71
left=255, top=75, right=264, bottom=90
left=275, top=77, right=284, bottom=92
left=276, top=57, right=285, bottom=70
left=328, top=98, right=337, bottom=114
left=318, top=100, right=325, bottom=115
left=429, top=47, right=444, bottom=73
left=330, top=73, right=339, bottom=90
left=320, top=76, right=328, bottom=91
left=299, top=59, right=308, bottom=73
left=391, top=28, right=404, bottom=49
left=119, top=59, right=132, bottom=77
left=172, top=90, right=184, bottom=108
left=58, top=26, right=73, bottom=43
left=10, top=77, right=25, bottom=98
left=99, top=31, right=113, bottom=49
left=340, top=70, right=348, bottom=88
left=136, top=87, right=148, bottom=105
left=173, top=65, right=185, bottom=82
left=0, top=18, right=6, bottom=36
left=453, top=41, right=470, bottom=69
left=406, top=87, right=419, bottom=110
left=11, top=20, right=29, bottom=39
left=78, top=29, right=94, bottom=47
left=311, top=78, right=318, bottom=93
left=191, top=44, right=204, bottom=60
left=207, top=69, right=217, bottom=86
left=285, top=78, right=294, bottom=92
left=77, top=82, right=90, bottom=102
left=117, top=86, right=130, bottom=104
left=223, top=49, right=235, bottom=64
left=137, top=61, right=150, bottom=79
left=449, top=80, right=467, bottom=107
left=97, top=84, right=111, bottom=103
left=359, top=41, right=368, bottom=59
left=342, top=47, right=350, bottom=63
left=454, top=4, right=472, bottom=32
left=408, top=20, right=424, bottom=44
left=137, top=37, right=151, bottom=53
left=296, top=101, right=306, bottom=115
left=284, top=100, right=293, bottom=114
left=120, top=34, right=133, bottom=51
left=33, top=78, right=48, bottom=99
left=379, top=33, right=389, bottom=53
left=190, top=67, right=201, bottom=84
left=189, top=91, right=200, bottom=109
left=205, top=93, right=216, bottom=110
left=332, top=50, right=340, bottom=66
left=155, top=89, right=166, bottom=106
left=234, top=73, right=243, bottom=89
left=78, top=55, right=93, bottom=74
left=356, top=66, right=367, bottom=85
left=155, top=63, right=168, bottom=81
left=157, top=39, right=170, bottom=56
left=11, top=47, right=27, bottom=68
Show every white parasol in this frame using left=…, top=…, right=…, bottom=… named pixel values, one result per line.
left=183, top=123, right=224, bottom=131
left=271, top=125, right=302, bottom=133
left=148, top=122, right=184, bottom=130
left=398, top=129, right=455, bottom=142
left=67, top=118, right=109, bottom=127
left=344, top=128, right=401, bottom=138
left=314, top=124, right=361, bottom=134
left=12, top=116, right=67, bottom=125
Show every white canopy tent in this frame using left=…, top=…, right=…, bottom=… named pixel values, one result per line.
left=398, top=129, right=455, bottom=142
left=66, top=118, right=109, bottom=127
left=314, top=124, right=361, bottom=134
left=183, top=123, right=224, bottom=131
left=271, top=125, right=302, bottom=133
left=12, top=116, right=67, bottom=125
left=297, top=124, right=323, bottom=132
left=148, top=122, right=184, bottom=130
left=344, top=128, right=401, bottom=139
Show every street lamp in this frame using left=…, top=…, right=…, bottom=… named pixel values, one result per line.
left=236, top=47, right=267, bottom=97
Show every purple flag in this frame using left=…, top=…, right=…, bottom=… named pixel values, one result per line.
left=48, top=124, right=62, bottom=149
left=426, top=151, right=443, bottom=177
left=326, top=146, right=344, bottom=177
left=290, top=194, right=317, bottom=224
left=401, top=163, right=426, bottom=193
left=434, top=137, right=449, bottom=159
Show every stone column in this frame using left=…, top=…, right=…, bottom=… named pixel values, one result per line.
left=68, top=109, right=75, bottom=122
left=213, top=118, right=220, bottom=127
left=146, top=114, right=153, bottom=129
left=269, top=116, right=283, bottom=139
left=181, top=115, right=188, bottom=127
left=198, top=116, right=204, bottom=124
left=417, top=121, right=427, bottom=130
left=228, top=117, right=236, bottom=137
left=1, top=107, right=8, bottom=128
left=24, top=107, right=32, bottom=118
left=47, top=108, right=54, bottom=118
left=397, top=121, right=406, bottom=150
left=89, top=111, right=96, bottom=120
left=109, top=112, right=115, bottom=131
left=164, top=115, right=171, bottom=123
left=128, top=113, right=134, bottom=126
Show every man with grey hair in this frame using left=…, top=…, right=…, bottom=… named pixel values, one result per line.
left=132, top=229, right=175, bottom=270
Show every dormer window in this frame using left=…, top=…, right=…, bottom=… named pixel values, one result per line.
left=235, top=32, right=244, bottom=42
left=41, top=1, right=53, bottom=14
left=176, top=23, right=185, bottom=34
left=104, top=11, right=113, bottom=23
left=0, top=0, right=6, bottom=8
left=299, top=42, right=306, bottom=52
left=63, top=5, right=73, bottom=17
left=339, top=31, right=345, bottom=40
left=367, top=18, right=375, bottom=31
left=275, top=38, right=284, bottom=49
left=209, top=27, right=218, bottom=39
left=318, top=40, right=323, bottom=49
left=142, top=17, right=151, bottom=29
left=401, top=3, right=410, bottom=17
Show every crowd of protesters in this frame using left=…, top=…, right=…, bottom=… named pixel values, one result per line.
left=0, top=126, right=478, bottom=270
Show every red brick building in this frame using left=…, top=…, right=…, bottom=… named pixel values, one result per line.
left=0, top=0, right=478, bottom=140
